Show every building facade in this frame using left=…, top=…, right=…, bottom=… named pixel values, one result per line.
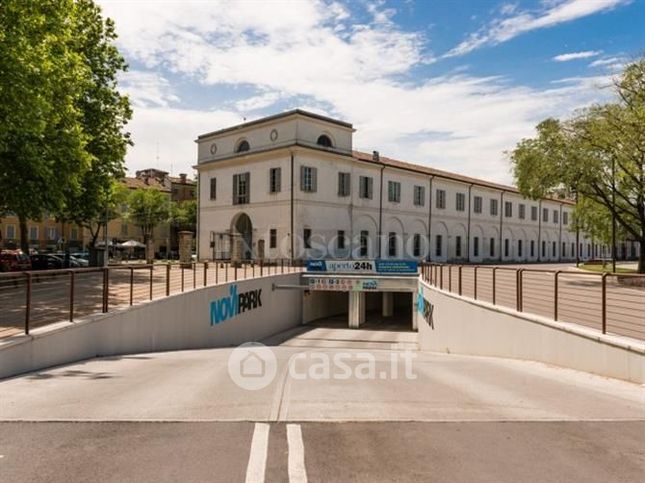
left=195, top=110, right=639, bottom=263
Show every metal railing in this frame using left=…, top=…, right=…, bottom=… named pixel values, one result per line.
left=0, top=259, right=305, bottom=339
left=419, top=263, right=645, bottom=342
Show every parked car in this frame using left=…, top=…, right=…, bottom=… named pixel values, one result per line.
left=71, top=251, right=89, bottom=261
left=0, top=250, right=32, bottom=272
left=52, top=252, right=89, bottom=268
left=29, top=254, right=65, bottom=271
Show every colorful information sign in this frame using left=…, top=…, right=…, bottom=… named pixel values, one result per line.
left=306, top=259, right=417, bottom=274
left=307, top=277, right=379, bottom=292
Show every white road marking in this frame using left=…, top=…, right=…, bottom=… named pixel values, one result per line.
left=287, top=424, right=308, bottom=483
left=245, top=423, right=270, bottom=483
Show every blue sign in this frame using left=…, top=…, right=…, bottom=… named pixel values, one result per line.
left=306, top=259, right=418, bottom=274
left=210, top=284, right=262, bottom=325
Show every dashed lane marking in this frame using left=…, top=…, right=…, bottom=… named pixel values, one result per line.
left=287, top=424, right=308, bottom=483
left=245, top=423, right=270, bottom=483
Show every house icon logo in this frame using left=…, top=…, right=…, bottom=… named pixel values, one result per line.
left=228, top=342, right=277, bottom=390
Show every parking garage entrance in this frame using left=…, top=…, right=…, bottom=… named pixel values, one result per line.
left=303, top=260, right=419, bottom=331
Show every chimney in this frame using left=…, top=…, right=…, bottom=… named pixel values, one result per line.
left=372, top=150, right=380, bottom=162
left=179, top=173, right=187, bottom=184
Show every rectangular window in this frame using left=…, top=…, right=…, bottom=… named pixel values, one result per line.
left=542, top=208, right=548, bottom=222
left=47, top=227, right=58, bottom=241
left=563, top=211, right=569, bottom=225
left=518, top=240, right=523, bottom=257
left=269, top=229, right=277, bottom=249
left=413, top=185, right=425, bottom=206
left=455, top=236, right=462, bottom=257
left=337, top=230, right=345, bottom=250
left=552, top=241, right=556, bottom=256
left=542, top=240, right=546, bottom=257
left=531, top=206, right=538, bottom=221
left=435, top=234, right=442, bottom=257
left=436, top=189, right=446, bottom=209
left=359, top=176, right=373, bottom=199
left=519, top=204, right=525, bottom=220
left=473, top=196, right=482, bottom=214
left=504, top=238, right=509, bottom=257
left=553, top=210, right=559, bottom=224
left=413, top=234, right=421, bottom=257
left=303, top=228, right=312, bottom=249
left=6, top=224, right=16, bottom=239
left=572, top=242, right=575, bottom=257
left=233, top=172, right=250, bottom=205
left=473, top=236, right=479, bottom=257
left=70, top=227, right=78, bottom=241
left=490, top=199, right=498, bottom=216
left=29, top=226, right=38, bottom=241
left=360, top=230, right=369, bottom=257
left=269, top=167, right=281, bottom=193
left=562, top=242, right=566, bottom=257
left=210, top=177, right=217, bottom=200
left=338, top=172, right=350, bottom=197
left=456, top=193, right=466, bottom=212
left=388, top=232, right=397, bottom=257
left=504, top=201, right=512, bottom=218
left=489, top=237, right=495, bottom=257
left=300, top=166, right=317, bottom=192
left=388, top=181, right=401, bottom=203
left=530, top=240, right=535, bottom=257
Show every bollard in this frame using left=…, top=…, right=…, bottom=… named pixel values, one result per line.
left=149, top=265, right=154, bottom=300
left=204, top=262, right=209, bottom=286
left=130, top=267, right=134, bottom=305
left=69, top=270, right=75, bottom=322
left=166, top=263, right=171, bottom=296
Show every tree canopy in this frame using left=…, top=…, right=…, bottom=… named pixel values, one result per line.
left=510, top=59, right=645, bottom=272
left=0, top=0, right=131, bottom=252
left=125, top=189, right=171, bottom=263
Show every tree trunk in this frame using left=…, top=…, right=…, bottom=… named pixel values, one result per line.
left=18, top=216, right=28, bottom=253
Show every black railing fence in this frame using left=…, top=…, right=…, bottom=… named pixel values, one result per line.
left=0, top=259, right=305, bottom=338
left=419, top=263, right=645, bottom=342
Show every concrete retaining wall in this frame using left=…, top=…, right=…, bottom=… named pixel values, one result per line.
left=0, top=273, right=303, bottom=379
left=416, top=279, right=645, bottom=384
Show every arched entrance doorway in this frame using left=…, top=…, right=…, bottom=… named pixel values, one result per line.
left=231, top=213, right=253, bottom=260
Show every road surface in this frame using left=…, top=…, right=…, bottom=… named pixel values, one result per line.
left=1, top=320, right=643, bottom=482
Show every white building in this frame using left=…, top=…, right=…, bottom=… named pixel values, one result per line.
left=195, top=109, right=632, bottom=263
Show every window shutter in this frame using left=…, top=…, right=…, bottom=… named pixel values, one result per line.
left=311, top=167, right=317, bottom=192
left=210, top=177, right=217, bottom=200
left=368, top=177, right=373, bottom=199
left=276, top=168, right=281, bottom=192
left=232, top=174, right=238, bottom=205
left=300, top=165, right=305, bottom=191
left=245, top=172, right=251, bottom=203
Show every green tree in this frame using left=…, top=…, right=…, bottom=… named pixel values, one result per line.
left=510, top=60, right=645, bottom=272
left=0, top=0, right=91, bottom=252
left=126, top=189, right=171, bottom=263
left=59, top=0, right=132, bottom=239
left=170, top=200, right=197, bottom=232
left=0, top=1, right=131, bottom=253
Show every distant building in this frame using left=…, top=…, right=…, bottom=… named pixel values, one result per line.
left=0, top=214, right=82, bottom=252
left=194, top=109, right=639, bottom=262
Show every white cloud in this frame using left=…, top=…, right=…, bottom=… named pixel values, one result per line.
left=553, top=50, right=601, bottom=62
left=446, top=0, right=629, bottom=58
left=119, top=71, right=179, bottom=107
left=589, top=56, right=627, bottom=72
left=99, top=0, right=617, bottom=184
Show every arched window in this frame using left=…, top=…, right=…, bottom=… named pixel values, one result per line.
left=316, top=134, right=333, bottom=148
left=236, top=140, right=250, bottom=153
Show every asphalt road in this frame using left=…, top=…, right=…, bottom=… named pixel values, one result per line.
left=1, top=421, right=643, bottom=483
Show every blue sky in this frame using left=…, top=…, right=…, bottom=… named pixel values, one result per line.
left=99, top=0, right=644, bottom=184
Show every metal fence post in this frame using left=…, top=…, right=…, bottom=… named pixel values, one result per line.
left=448, top=266, right=452, bottom=292
left=260, top=259, right=264, bottom=277
left=69, top=270, right=75, bottom=322
left=149, top=265, right=153, bottom=300
left=166, top=263, right=171, bottom=296
left=474, top=266, right=478, bottom=300
left=193, top=262, right=196, bottom=289
left=492, top=267, right=497, bottom=305
left=204, top=262, right=208, bottom=286
left=25, top=272, right=32, bottom=334
left=234, top=263, right=238, bottom=281
left=244, top=262, right=247, bottom=279
left=517, top=269, right=523, bottom=312
left=554, top=271, right=560, bottom=321
left=102, top=268, right=109, bottom=313
left=601, top=273, right=607, bottom=334
left=181, top=266, right=185, bottom=292
left=225, top=262, right=229, bottom=282
left=129, top=267, right=134, bottom=305
left=458, top=266, right=462, bottom=295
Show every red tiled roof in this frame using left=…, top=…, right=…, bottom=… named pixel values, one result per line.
left=122, top=177, right=171, bottom=192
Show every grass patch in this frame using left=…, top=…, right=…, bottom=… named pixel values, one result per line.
left=579, top=262, right=636, bottom=274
